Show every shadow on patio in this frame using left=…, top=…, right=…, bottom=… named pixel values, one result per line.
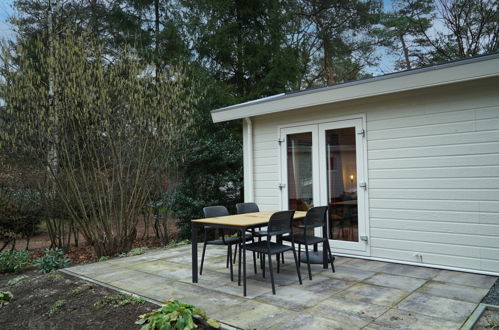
left=62, top=244, right=497, bottom=330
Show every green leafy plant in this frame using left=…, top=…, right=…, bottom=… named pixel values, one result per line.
left=46, top=272, right=63, bottom=281
left=0, top=291, right=13, bottom=307
left=117, top=247, right=148, bottom=258
left=94, top=294, right=145, bottom=309
left=0, top=250, right=31, bottom=273
left=165, top=239, right=190, bottom=249
left=71, top=284, right=91, bottom=295
left=35, top=248, right=71, bottom=273
left=98, top=256, right=110, bottom=262
left=49, top=299, right=65, bottom=315
left=136, top=300, right=220, bottom=330
left=7, top=275, right=30, bottom=286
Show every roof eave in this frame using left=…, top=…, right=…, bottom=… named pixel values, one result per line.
left=211, top=54, right=499, bottom=123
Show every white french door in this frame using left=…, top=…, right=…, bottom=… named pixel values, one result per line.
left=280, top=117, right=369, bottom=254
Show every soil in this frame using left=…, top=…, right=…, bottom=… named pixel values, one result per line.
left=473, top=309, right=499, bottom=330
left=0, top=270, right=157, bottom=330
left=483, top=278, right=499, bottom=306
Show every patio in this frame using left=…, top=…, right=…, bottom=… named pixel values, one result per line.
left=62, top=244, right=497, bottom=329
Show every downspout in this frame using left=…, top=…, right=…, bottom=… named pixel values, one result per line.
left=244, top=117, right=254, bottom=202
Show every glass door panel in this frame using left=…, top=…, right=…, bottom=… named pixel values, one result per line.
left=319, top=118, right=367, bottom=252
left=325, top=127, right=358, bottom=242
left=287, top=132, right=313, bottom=211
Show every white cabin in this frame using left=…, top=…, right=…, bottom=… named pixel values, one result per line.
left=211, top=54, right=499, bottom=276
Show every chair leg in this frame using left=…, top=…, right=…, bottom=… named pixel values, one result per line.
left=292, top=245, right=302, bottom=285
left=229, top=244, right=233, bottom=282
left=298, top=244, right=301, bottom=264
left=305, top=244, right=312, bottom=280
left=281, top=252, right=285, bottom=264
left=326, top=240, right=335, bottom=273
left=200, top=241, right=207, bottom=275
left=276, top=253, right=280, bottom=273
left=253, top=251, right=257, bottom=274
left=233, top=243, right=238, bottom=264
left=268, top=253, right=276, bottom=295
left=226, top=245, right=230, bottom=268
left=262, top=254, right=265, bottom=278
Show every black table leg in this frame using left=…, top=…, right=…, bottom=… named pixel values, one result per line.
left=192, top=222, right=198, bottom=283
left=242, top=227, right=247, bottom=297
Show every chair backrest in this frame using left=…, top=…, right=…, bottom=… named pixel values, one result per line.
left=203, top=206, right=229, bottom=218
left=268, top=210, right=295, bottom=235
left=236, top=202, right=259, bottom=214
left=304, top=206, right=328, bottom=228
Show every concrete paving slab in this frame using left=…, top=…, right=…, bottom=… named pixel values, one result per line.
left=65, top=261, right=121, bottom=275
left=310, top=295, right=388, bottom=328
left=344, top=258, right=391, bottom=272
left=91, top=268, right=146, bottom=283
left=107, top=273, right=171, bottom=292
left=214, top=300, right=295, bottom=329
left=397, top=292, right=477, bottom=322
left=257, top=286, right=331, bottom=311
left=339, top=283, right=409, bottom=307
left=365, top=273, right=427, bottom=291
left=210, top=278, right=273, bottom=299
left=417, top=281, right=489, bottom=303
left=369, top=308, right=462, bottom=330
left=299, top=276, right=354, bottom=294
left=433, top=270, right=497, bottom=289
left=321, top=265, right=376, bottom=281
left=272, top=313, right=355, bottom=330
left=377, top=263, right=441, bottom=279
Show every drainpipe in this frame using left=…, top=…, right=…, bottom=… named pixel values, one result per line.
left=244, top=117, right=254, bottom=202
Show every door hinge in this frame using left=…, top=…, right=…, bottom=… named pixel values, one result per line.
left=278, top=137, right=285, bottom=145
left=360, top=236, right=369, bottom=243
left=359, top=182, right=367, bottom=190
left=357, top=129, right=365, bottom=137
left=278, top=183, right=286, bottom=189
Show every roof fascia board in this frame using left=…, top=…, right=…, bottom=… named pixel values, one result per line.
left=211, top=56, right=499, bottom=123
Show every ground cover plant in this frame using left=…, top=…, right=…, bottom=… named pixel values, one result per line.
left=34, top=248, right=71, bottom=273
left=136, top=300, right=220, bottom=330
left=0, top=250, right=31, bottom=273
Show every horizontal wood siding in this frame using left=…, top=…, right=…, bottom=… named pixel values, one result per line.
left=250, top=77, right=499, bottom=273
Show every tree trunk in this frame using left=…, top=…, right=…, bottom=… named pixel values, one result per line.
left=400, top=34, right=412, bottom=70
left=322, top=34, right=335, bottom=85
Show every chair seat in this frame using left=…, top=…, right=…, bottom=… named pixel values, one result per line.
left=283, top=234, right=325, bottom=245
left=208, top=233, right=253, bottom=245
left=254, top=230, right=290, bottom=237
left=244, top=241, right=292, bottom=255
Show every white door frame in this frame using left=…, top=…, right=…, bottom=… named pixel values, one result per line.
left=279, top=125, right=320, bottom=211
left=278, top=114, right=370, bottom=257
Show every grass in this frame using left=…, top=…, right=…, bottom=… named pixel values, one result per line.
left=71, top=284, right=92, bottom=295
left=7, top=275, right=30, bottom=286
left=49, top=299, right=65, bottom=315
left=93, top=294, right=145, bottom=310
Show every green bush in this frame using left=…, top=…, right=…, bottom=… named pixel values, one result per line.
left=136, top=300, right=220, bottom=330
left=0, top=291, right=13, bottom=307
left=0, top=188, right=43, bottom=249
left=0, top=250, right=31, bottom=273
left=34, top=248, right=71, bottom=274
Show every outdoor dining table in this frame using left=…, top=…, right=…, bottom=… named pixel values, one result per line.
left=191, top=210, right=307, bottom=296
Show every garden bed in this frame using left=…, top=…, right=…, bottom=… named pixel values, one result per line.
left=0, top=270, right=156, bottom=329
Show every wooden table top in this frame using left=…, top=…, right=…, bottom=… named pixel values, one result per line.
left=192, top=210, right=307, bottom=227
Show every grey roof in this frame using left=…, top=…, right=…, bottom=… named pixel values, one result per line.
left=212, top=52, right=499, bottom=114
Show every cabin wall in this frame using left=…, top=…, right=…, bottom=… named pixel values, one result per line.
left=246, top=77, right=499, bottom=274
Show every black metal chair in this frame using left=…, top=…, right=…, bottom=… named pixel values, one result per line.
left=243, top=210, right=302, bottom=295
left=200, top=206, right=252, bottom=281
left=235, top=202, right=259, bottom=214
left=286, top=206, right=335, bottom=280
left=236, top=202, right=286, bottom=264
